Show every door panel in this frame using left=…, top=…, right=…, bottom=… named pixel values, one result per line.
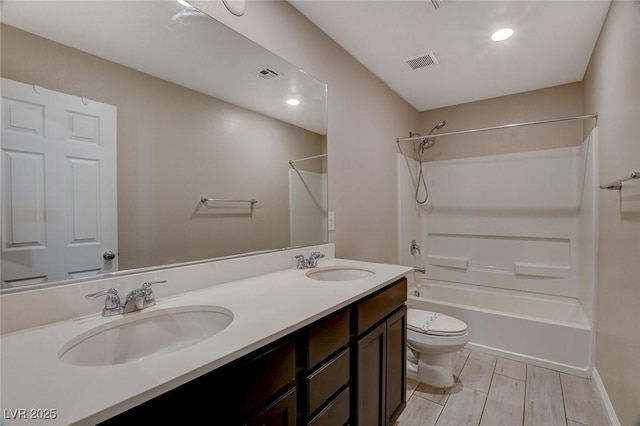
left=3, top=149, right=46, bottom=248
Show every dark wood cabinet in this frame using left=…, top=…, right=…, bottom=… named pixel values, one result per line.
left=354, top=278, right=407, bottom=426
left=307, top=386, right=350, bottom=426
left=303, top=309, right=351, bottom=425
left=307, top=348, right=350, bottom=415
left=356, top=321, right=387, bottom=426
left=99, top=339, right=297, bottom=426
left=385, top=307, right=408, bottom=425
left=246, top=387, right=297, bottom=426
left=306, top=308, right=350, bottom=369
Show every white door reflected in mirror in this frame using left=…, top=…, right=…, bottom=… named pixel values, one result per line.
left=1, top=78, right=118, bottom=288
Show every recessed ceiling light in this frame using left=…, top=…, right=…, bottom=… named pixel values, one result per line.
left=176, top=0, right=192, bottom=8
left=287, top=98, right=301, bottom=106
left=491, top=28, right=514, bottom=42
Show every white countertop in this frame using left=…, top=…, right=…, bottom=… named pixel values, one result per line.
left=0, top=258, right=411, bottom=425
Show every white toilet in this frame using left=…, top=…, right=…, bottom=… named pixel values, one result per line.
left=406, top=308, right=469, bottom=388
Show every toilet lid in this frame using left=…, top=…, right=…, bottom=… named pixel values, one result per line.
left=407, top=309, right=467, bottom=336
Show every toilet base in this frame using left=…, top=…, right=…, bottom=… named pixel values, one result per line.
left=408, top=351, right=456, bottom=388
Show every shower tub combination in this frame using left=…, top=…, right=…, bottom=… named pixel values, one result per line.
left=397, top=127, right=598, bottom=377
left=408, top=279, right=593, bottom=376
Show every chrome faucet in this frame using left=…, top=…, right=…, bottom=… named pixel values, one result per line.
left=85, top=288, right=122, bottom=317
left=294, top=251, right=325, bottom=269
left=86, top=280, right=167, bottom=317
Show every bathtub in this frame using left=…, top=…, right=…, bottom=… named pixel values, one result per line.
left=408, top=279, right=593, bottom=377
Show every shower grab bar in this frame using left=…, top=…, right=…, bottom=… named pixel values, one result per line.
left=599, top=171, right=639, bottom=190
left=397, top=113, right=598, bottom=143
left=200, top=197, right=258, bottom=205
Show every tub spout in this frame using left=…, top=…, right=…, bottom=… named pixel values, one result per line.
left=413, top=266, right=426, bottom=274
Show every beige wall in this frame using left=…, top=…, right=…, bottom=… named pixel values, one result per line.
left=194, top=0, right=420, bottom=264
left=418, top=82, right=586, bottom=161
left=584, top=1, right=640, bottom=424
left=1, top=24, right=324, bottom=270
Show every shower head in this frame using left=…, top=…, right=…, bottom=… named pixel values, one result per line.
left=420, top=138, right=436, bottom=151
left=419, top=121, right=446, bottom=151
left=427, top=121, right=447, bottom=135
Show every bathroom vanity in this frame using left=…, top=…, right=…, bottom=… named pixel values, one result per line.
left=101, top=277, right=407, bottom=426
left=0, top=254, right=410, bottom=425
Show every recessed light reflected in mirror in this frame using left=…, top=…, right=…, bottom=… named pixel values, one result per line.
left=491, top=28, right=514, bottom=42
left=287, top=98, right=301, bottom=106
left=176, top=0, right=192, bottom=8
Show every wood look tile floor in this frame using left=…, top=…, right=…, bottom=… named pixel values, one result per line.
left=396, top=349, right=609, bottom=426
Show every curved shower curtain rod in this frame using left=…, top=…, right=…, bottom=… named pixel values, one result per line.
left=289, top=153, right=327, bottom=166
left=289, top=153, right=328, bottom=172
left=397, top=113, right=598, bottom=143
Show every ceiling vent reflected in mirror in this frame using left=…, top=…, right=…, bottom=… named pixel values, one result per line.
left=256, top=67, right=281, bottom=80
left=430, top=0, right=456, bottom=10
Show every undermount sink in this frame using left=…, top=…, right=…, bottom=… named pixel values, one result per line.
left=59, top=306, right=233, bottom=366
left=305, top=266, right=375, bottom=282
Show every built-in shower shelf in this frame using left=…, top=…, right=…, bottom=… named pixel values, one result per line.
left=427, top=255, right=469, bottom=270
left=427, top=256, right=570, bottom=278
left=514, top=262, right=570, bottom=278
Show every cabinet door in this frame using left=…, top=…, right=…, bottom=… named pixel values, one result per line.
left=386, top=307, right=407, bottom=425
left=356, top=322, right=386, bottom=426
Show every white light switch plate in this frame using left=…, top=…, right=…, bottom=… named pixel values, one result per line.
left=328, top=211, right=335, bottom=231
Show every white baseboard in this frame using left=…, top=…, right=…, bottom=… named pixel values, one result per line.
left=591, top=367, right=621, bottom=426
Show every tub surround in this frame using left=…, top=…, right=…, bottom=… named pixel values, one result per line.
left=397, top=133, right=598, bottom=376
left=0, top=245, right=411, bottom=425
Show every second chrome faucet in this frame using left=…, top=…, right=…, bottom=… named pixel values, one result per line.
left=294, top=252, right=325, bottom=269
left=86, top=280, right=167, bottom=317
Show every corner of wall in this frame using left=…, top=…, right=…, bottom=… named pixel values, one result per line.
left=591, top=367, right=622, bottom=426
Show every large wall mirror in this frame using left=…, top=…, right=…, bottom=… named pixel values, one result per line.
left=0, top=1, right=328, bottom=292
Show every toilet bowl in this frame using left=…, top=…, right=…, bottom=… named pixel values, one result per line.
left=406, top=308, right=469, bottom=388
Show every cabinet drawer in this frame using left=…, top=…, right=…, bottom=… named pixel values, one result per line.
left=307, top=348, right=350, bottom=415
left=307, top=309, right=350, bottom=369
left=239, top=340, right=296, bottom=413
left=308, top=386, right=350, bottom=426
left=356, top=278, right=407, bottom=335
left=246, top=387, right=297, bottom=426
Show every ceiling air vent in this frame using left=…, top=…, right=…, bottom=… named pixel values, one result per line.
left=256, top=67, right=280, bottom=80
left=430, top=0, right=456, bottom=10
left=405, top=51, right=439, bottom=70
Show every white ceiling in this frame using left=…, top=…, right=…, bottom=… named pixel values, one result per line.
left=289, top=0, right=611, bottom=111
